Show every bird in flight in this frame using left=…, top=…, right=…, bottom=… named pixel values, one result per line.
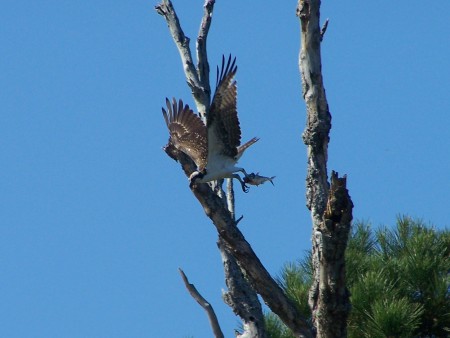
left=162, top=55, right=260, bottom=192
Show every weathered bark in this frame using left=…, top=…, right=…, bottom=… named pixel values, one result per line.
left=221, top=180, right=266, bottom=338
left=311, top=172, right=352, bottom=338
left=198, top=178, right=267, bottom=338
left=296, top=1, right=353, bottom=337
left=219, top=238, right=267, bottom=338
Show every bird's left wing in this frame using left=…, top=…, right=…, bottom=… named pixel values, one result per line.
left=207, top=55, right=241, bottom=160
left=162, top=98, right=208, bottom=170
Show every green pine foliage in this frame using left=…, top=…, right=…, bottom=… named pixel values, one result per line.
left=277, top=255, right=312, bottom=318
left=268, top=216, right=449, bottom=338
left=265, top=312, right=296, bottom=338
left=363, top=297, right=424, bottom=338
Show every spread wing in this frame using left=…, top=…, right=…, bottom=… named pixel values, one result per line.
left=207, top=55, right=241, bottom=160
left=162, top=98, right=208, bottom=169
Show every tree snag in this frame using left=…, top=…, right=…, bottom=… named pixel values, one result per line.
left=157, top=1, right=313, bottom=337
left=297, top=1, right=353, bottom=337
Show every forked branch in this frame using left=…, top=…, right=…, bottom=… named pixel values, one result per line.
left=155, top=0, right=211, bottom=114
left=196, top=0, right=215, bottom=94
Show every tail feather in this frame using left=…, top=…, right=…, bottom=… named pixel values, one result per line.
left=237, top=137, right=259, bottom=160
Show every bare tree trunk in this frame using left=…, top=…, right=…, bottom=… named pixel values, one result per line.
left=296, top=1, right=353, bottom=337
left=219, top=238, right=267, bottom=338
left=220, top=180, right=266, bottom=338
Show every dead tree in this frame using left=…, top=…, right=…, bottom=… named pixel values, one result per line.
left=297, top=1, right=353, bottom=337
left=156, top=0, right=352, bottom=337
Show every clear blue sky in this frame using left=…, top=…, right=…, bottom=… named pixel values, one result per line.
left=1, top=1, right=449, bottom=337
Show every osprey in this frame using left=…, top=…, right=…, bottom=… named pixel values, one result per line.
left=162, top=55, right=258, bottom=192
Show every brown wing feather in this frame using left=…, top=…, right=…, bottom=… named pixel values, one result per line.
left=162, top=98, right=207, bottom=169
left=208, top=55, right=241, bottom=159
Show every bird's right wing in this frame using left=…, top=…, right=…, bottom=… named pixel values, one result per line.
left=162, top=98, right=208, bottom=170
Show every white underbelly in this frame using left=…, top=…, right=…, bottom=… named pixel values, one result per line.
left=202, top=154, right=239, bottom=182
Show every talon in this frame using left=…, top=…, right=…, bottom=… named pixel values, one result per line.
left=242, top=183, right=249, bottom=193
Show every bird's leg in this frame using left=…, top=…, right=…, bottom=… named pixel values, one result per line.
left=189, top=169, right=207, bottom=187
left=236, top=167, right=250, bottom=179
left=233, top=174, right=249, bottom=193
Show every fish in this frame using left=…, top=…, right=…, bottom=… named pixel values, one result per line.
left=243, top=172, right=275, bottom=186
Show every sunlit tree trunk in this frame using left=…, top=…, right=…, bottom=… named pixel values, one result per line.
left=297, top=1, right=353, bottom=337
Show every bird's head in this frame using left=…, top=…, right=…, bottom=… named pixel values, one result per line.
left=189, top=169, right=206, bottom=188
